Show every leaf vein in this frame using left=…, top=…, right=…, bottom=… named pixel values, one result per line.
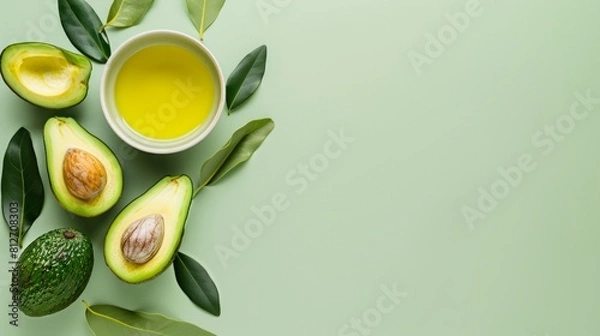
left=86, top=306, right=166, bottom=335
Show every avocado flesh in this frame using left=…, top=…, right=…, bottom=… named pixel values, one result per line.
left=0, top=42, right=91, bottom=109
left=17, top=228, right=94, bottom=317
left=104, top=175, right=193, bottom=284
left=44, top=117, right=123, bottom=217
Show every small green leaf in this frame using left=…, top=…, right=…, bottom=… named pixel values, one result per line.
left=194, top=118, right=275, bottom=196
left=102, top=0, right=155, bottom=31
left=84, top=301, right=215, bottom=335
left=1, top=128, right=44, bottom=248
left=186, top=0, right=226, bottom=40
left=226, top=45, right=268, bottom=112
left=59, top=0, right=111, bottom=63
left=174, top=252, right=221, bottom=316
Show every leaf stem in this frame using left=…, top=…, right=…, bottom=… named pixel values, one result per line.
left=192, top=186, right=204, bottom=199
left=199, top=0, right=207, bottom=40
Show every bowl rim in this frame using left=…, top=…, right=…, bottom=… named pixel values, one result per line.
left=100, top=29, right=225, bottom=155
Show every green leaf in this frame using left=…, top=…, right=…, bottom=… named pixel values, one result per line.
left=1, top=128, right=44, bottom=248
left=185, top=0, right=226, bottom=40
left=59, top=0, right=111, bottom=63
left=226, top=45, right=268, bottom=112
left=194, top=118, right=275, bottom=196
left=84, top=302, right=215, bottom=335
left=102, top=0, right=155, bottom=31
left=174, top=252, right=221, bottom=316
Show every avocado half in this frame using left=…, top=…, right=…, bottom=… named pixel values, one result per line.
left=104, top=175, right=193, bottom=284
left=0, top=42, right=91, bottom=109
left=44, top=117, right=123, bottom=217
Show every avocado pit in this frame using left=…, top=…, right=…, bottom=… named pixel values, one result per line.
left=63, top=148, right=107, bottom=201
left=121, top=214, right=165, bottom=265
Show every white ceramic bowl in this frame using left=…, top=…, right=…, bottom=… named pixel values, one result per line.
left=100, top=30, right=225, bottom=154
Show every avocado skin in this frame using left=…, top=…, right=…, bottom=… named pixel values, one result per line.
left=17, top=228, right=94, bottom=317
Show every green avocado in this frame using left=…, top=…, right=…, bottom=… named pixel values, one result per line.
left=0, top=42, right=91, bottom=109
left=17, top=228, right=94, bottom=317
left=104, top=175, right=193, bottom=284
left=44, top=117, right=123, bottom=217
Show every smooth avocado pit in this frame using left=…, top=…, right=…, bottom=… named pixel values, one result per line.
left=105, top=175, right=193, bottom=283
left=0, top=42, right=91, bottom=109
left=44, top=117, right=123, bottom=217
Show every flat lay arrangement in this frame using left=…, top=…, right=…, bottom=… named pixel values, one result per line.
left=2, top=1, right=599, bottom=335
left=2, top=0, right=269, bottom=334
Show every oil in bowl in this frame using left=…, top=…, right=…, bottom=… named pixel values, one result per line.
left=101, top=30, right=225, bottom=154
left=114, top=45, right=215, bottom=140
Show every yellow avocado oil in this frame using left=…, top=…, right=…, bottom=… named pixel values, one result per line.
left=114, top=45, right=215, bottom=140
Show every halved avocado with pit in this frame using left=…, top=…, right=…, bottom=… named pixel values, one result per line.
left=44, top=117, right=123, bottom=217
left=0, top=42, right=91, bottom=109
left=104, top=175, right=193, bottom=284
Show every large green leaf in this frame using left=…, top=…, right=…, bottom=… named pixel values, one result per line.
left=194, top=118, right=275, bottom=196
left=58, top=0, right=111, bottom=63
left=84, top=303, right=215, bottom=335
left=174, top=252, right=221, bottom=316
left=1, top=128, right=44, bottom=248
left=226, top=45, right=268, bottom=112
left=185, top=0, right=226, bottom=40
left=102, top=0, right=155, bottom=30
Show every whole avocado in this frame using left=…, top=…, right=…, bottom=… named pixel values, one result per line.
left=17, top=228, right=94, bottom=317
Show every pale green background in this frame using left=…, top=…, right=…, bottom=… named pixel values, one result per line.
left=1, top=0, right=600, bottom=335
